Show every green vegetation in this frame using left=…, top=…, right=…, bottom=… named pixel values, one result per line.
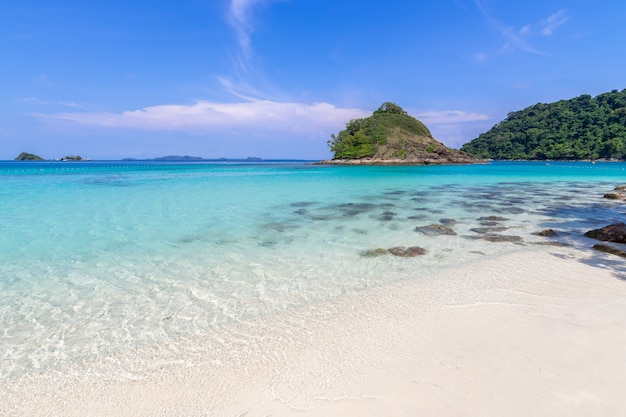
left=15, top=152, right=44, bottom=161
left=328, top=102, right=433, bottom=159
left=461, top=89, right=626, bottom=160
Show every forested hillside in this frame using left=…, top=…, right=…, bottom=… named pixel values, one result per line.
left=325, top=102, right=478, bottom=164
left=461, top=89, right=626, bottom=160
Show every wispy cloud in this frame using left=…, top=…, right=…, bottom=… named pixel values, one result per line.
left=474, top=1, right=569, bottom=57
left=415, top=110, right=489, bottom=125
left=413, top=109, right=491, bottom=148
left=36, top=99, right=368, bottom=137
left=540, top=9, right=569, bottom=36
left=227, top=0, right=286, bottom=71
left=474, top=0, right=545, bottom=55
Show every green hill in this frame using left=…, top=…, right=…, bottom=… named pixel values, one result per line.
left=325, top=102, right=478, bottom=165
left=15, top=152, right=44, bottom=161
left=461, top=89, right=626, bottom=160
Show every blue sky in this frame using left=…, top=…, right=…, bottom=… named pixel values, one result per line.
left=1, top=0, right=625, bottom=160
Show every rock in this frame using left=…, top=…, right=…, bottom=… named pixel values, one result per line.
left=470, top=226, right=509, bottom=234
left=360, top=248, right=388, bottom=258
left=415, top=224, right=457, bottom=236
left=466, top=234, right=523, bottom=243
left=439, top=218, right=458, bottom=226
left=477, top=216, right=509, bottom=222
left=483, top=235, right=523, bottom=243
left=593, top=244, right=626, bottom=258
left=603, top=192, right=626, bottom=200
left=533, top=229, right=556, bottom=237
left=615, top=185, right=626, bottom=191
left=388, top=246, right=426, bottom=257
left=361, top=246, right=427, bottom=257
left=584, top=223, right=626, bottom=244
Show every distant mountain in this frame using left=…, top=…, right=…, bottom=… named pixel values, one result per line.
left=152, top=155, right=205, bottom=161
left=323, top=102, right=479, bottom=165
left=461, top=89, right=626, bottom=160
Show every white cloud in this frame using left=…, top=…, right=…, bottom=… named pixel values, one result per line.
left=37, top=99, right=368, bottom=137
left=540, top=9, right=569, bottom=36
left=414, top=110, right=490, bottom=125
left=413, top=110, right=492, bottom=148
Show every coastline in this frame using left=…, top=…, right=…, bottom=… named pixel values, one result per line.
left=3, top=245, right=626, bottom=416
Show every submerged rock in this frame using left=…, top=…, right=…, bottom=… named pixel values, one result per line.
left=439, top=218, right=458, bottom=226
left=470, top=226, right=509, bottom=234
left=360, top=248, right=389, bottom=258
left=415, top=223, right=457, bottom=236
left=360, top=246, right=426, bottom=258
left=466, top=234, right=523, bottom=243
left=388, top=246, right=427, bottom=257
left=584, top=223, right=626, bottom=244
left=533, top=229, right=556, bottom=237
left=593, top=244, right=626, bottom=258
left=482, top=235, right=523, bottom=243
left=477, top=216, right=509, bottom=222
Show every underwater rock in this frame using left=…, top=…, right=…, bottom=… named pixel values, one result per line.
left=388, top=246, right=426, bottom=257
left=592, top=244, right=626, bottom=258
left=407, top=214, right=428, bottom=220
left=439, top=218, right=458, bottom=226
left=479, top=221, right=500, bottom=226
left=584, top=223, right=626, bottom=243
left=470, top=226, right=509, bottom=234
left=415, top=223, right=457, bottom=236
left=482, top=234, right=523, bottom=243
left=478, top=216, right=509, bottom=222
left=360, top=246, right=426, bottom=258
left=533, top=229, right=556, bottom=237
left=360, top=248, right=388, bottom=258
left=466, top=234, right=523, bottom=243
left=378, top=211, right=396, bottom=221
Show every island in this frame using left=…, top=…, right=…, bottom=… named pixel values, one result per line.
left=461, top=89, right=626, bottom=160
left=15, top=152, right=44, bottom=161
left=320, top=102, right=480, bottom=165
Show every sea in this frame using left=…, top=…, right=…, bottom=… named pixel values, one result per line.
left=1, top=160, right=625, bottom=385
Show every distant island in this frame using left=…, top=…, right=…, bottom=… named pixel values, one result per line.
left=461, top=89, right=626, bottom=160
left=122, top=156, right=265, bottom=162
left=15, top=152, right=44, bottom=161
left=321, top=102, right=479, bottom=165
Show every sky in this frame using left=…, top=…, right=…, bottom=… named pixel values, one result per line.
left=1, top=0, right=625, bottom=160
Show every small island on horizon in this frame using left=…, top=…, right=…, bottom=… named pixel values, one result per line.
left=320, top=102, right=480, bottom=165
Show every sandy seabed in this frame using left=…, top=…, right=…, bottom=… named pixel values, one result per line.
left=3, top=246, right=626, bottom=417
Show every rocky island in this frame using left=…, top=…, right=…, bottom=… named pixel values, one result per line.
left=320, top=102, right=480, bottom=165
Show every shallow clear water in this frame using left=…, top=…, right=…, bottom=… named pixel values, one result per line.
left=1, top=160, right=625, bottom=381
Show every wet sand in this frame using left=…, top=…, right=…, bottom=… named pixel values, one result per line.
left=3, top=246, right=626, bottom=416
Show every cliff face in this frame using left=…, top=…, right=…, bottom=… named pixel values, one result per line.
left=323, top=102, right=481, bottom=165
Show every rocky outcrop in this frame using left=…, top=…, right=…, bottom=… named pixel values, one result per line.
left=604, top=185, right=626, bottom=201
left=584, top=223, right=626, bottom=243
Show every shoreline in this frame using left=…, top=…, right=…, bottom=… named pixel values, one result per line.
left=3, top=245, right=626, bottom=416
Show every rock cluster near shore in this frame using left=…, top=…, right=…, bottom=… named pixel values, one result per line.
left=603, top=184, right=626, bottom=201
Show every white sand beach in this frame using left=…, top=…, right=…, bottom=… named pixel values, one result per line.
left=3, top=246, right=626, bottom=416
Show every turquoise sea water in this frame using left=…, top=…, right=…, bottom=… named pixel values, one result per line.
left=1, top=160, right=625, bottom=382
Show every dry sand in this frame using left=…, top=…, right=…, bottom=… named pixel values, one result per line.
left=3, top=246, right=626, bottom=416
